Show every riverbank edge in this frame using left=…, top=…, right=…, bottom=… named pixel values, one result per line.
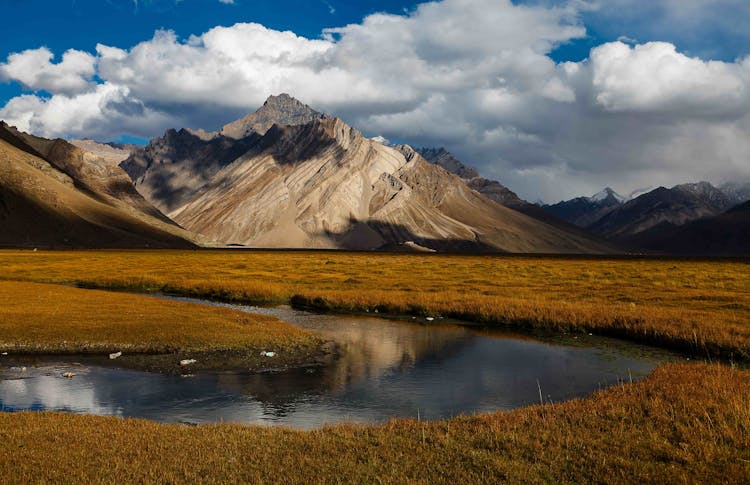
left=69, top=279, right=750, bottom=363
left=0, top=341, right=338, bottom=375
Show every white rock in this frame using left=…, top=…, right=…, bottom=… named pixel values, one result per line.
left=62, top=372, right=75, bottom=379
left=1, top=352, right=7, bottom=356
left=109, top=352, right=123, bottom=360
left=426, top=317, right=435, bottom=322
left=260, top=351, right=276, bottom=358
left=180, top=359, right=197, bottom=366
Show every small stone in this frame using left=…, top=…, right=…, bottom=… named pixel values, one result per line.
left=62, top=372, right=75, bottom=379
left=1, top=352, right=7, bottom=356
left=180, top=359, right=197, bottom=366
left=260, top=351, right=276, bottom=358
left=426, top=317, right=435, bottom=322
left=109, top=352, right=123, bottom=360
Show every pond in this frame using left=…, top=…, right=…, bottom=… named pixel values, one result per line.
left=0, top=299, right=680, bottom=429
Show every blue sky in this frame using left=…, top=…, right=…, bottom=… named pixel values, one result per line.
left=1, top=0, right=749, bottom=201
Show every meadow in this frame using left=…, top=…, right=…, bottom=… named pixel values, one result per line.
left=0, top=280, right=323, bottom=372
left=1, top=250, right=749, bottom=360
left=1, top=250, right=749, bottom=482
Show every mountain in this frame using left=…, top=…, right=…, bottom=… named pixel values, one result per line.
left=630, top=200, right=750, bottom=255
left=221, top=93, right=328, bottom=139
left=122, top=95, right=614, bottom=253
left=590, top=182, right=733, bottom=240
left=542, top=188, right=626, bottom=228
left=414, top=147, right=604, bottom=237
left=415, top=147, right=527, bottom=209
left=121, top=128, right=261, bottom=214
left=416, top=148, right=480, bottom=180
left=719, top=182, right=750, bottom=206
left=0, top=122, right=196, bottom=249
left=68, top=139, right=137, bottom=165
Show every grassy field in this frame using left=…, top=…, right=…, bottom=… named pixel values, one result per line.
left=1, top=250, right=749, bottom=360
left=1, top=250, right=749, bottom=482
left=1, top=363, right=748, bottom=483
left=0, top=280, right=323, bottom=372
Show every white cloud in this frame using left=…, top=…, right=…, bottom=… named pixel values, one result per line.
left=587, top=41, right=749, bottom=115
left=1, top=0, right=749, bottom=201
left=0, top=47, right=96, bottom=96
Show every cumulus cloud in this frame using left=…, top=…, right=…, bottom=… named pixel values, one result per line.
left=1, top=0, right=749, bottom=201
left=0, top=47, right=96, bottom=96
left=587, top=42, right=749, bottom=115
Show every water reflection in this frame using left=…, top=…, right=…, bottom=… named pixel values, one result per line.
left=0, top=302, right=678, bottom=428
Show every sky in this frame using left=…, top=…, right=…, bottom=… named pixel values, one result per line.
left=1, top=0, right=749, bottom=202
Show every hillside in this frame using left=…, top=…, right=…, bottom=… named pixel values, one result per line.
left=0, top=123, right=197, bottom=248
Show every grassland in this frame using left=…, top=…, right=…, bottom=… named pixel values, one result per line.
left=0, top=280, right=323, bottom=372
left=1, top=250, right=748, bottom=360
left=1, top=250, right=749, bottom=482
left=1, top=363, right=748, bottom=483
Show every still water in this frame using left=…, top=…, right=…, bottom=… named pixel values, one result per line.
left=0, top=299, right=679, bottom=428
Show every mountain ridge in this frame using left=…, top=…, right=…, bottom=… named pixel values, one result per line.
left=121, top=96, right=615, bottom=253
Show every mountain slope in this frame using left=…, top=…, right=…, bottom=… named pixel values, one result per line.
left=416, top=147, right=526, bottom=209
left=68, top=139, right=136, bottom=165
left=719, top=182, right=750, bottom=206
left=121, top=129, right=261, bottom=214
left=629, top=201, right=750, bottom=255
left=542, top=188, right=625, bottom=228
left=124, top=97, right=615, bottom=253
left=414, top=147, right=600, bottom=236
left=589, top=182, right=733, bottom=240
left=0, top=123, right=196, bottom=248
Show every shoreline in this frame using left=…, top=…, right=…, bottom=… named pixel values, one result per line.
left=0, top=341, right=338, bottom=376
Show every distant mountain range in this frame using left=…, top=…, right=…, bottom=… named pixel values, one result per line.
left=1, top=93, right=747, bottom=255
left=415, top=146, right=750, bottom=255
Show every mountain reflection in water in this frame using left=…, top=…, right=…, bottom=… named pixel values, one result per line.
left=0, top=302, right=678, bottom=428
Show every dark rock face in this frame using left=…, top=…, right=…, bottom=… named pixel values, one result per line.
left=540, top=182, right=739, bottom=243
left=121, top=129, right=261, bottom=213
left=220, top=93, right=328, bottom=139
left=629, top=200, right=750, bottom=255
left=542, top=192, right=623, bottom=229
left=416, top=148, right=480, bottom=180
left=720, top=182, right=750, bottom=206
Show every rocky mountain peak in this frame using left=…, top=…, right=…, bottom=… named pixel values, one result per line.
left=590, top=187, right=626, bottom=205
left=673, top=182, right=732, bottom=212
left=221, top=93, right=328, bottom=139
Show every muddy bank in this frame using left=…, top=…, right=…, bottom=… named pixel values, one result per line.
left=0, top=341, right=337, bottom=376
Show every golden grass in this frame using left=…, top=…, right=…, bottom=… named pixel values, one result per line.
left=0, top=280, right=318, bottom=355
left=0, top=363, right=748, bottom=483
left=1, top=250, right=748, bottom=360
